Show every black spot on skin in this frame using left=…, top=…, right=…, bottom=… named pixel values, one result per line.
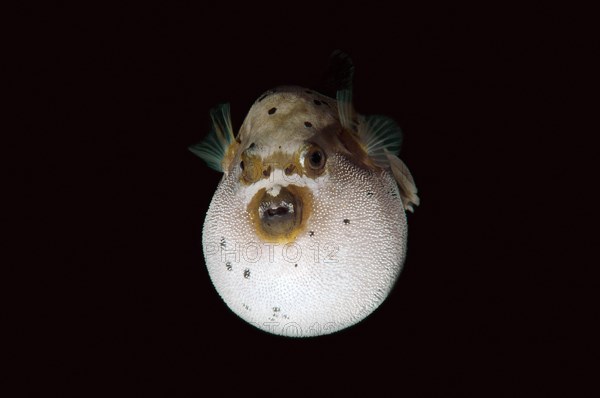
left=294, top=264, right=298, bottom=267
left=244, top=269, right=250, bottom=278
left=343, top=219, right=350, bottom=224
left=279, top=146, right=282, bottom=149
left=309, top=231, right=314, bottom=237
left=226, top=262, right=232, bottom=271
left=273, top=307, right=280, bottom=312
left=304, top=121, right=313, bottom=128
left=268, top=107, right=277, bottom=115
left=220, top=237, right=226, bottom=248
left=249, top=142, right=256, bottom=149
left=313, top=99, right=321, bottom=105
left=366, top=191, right=374, bottom=197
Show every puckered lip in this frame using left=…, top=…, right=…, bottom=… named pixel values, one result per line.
left=256, top=186, right=301, bottom=238
left=247, top=184, right=312, bottom=243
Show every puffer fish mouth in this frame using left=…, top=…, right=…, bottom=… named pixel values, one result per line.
left=248, top=185, right=312, bottom=242
left=258, top=186, right=302, bottom=237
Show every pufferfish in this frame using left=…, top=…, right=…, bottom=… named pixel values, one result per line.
left=190, top=63, right=419, bottom=337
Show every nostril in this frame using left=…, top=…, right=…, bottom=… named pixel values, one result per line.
left=262, top=166, right=271, bottom=178
left=266, top=207, right=289, bottom=218
left=284, top=164, right=295, bottom=175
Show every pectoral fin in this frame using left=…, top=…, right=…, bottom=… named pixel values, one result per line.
left=386, top=151, right=420, bottom=212
left=358, top=115, right=403, bottom=168
left=189, top=103, right=236, bottom=173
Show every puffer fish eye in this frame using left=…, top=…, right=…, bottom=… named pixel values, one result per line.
left=239, top=161, right=244, bottom=170
left=304, top=144, right=326, bottom=173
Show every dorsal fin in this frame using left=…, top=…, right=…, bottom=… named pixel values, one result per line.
left=323, top=50, right=355, bottom=95
left=331, top=50, right=358, bottom=132
left=189, top=103, right=235, bottom=172
left=336, top=89, right=357, bottom=132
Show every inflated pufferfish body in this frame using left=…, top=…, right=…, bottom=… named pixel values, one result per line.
left=191, top=82, right=419, bottom=337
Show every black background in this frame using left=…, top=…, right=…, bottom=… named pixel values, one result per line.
left=15, top=3, right=594, bottom=396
